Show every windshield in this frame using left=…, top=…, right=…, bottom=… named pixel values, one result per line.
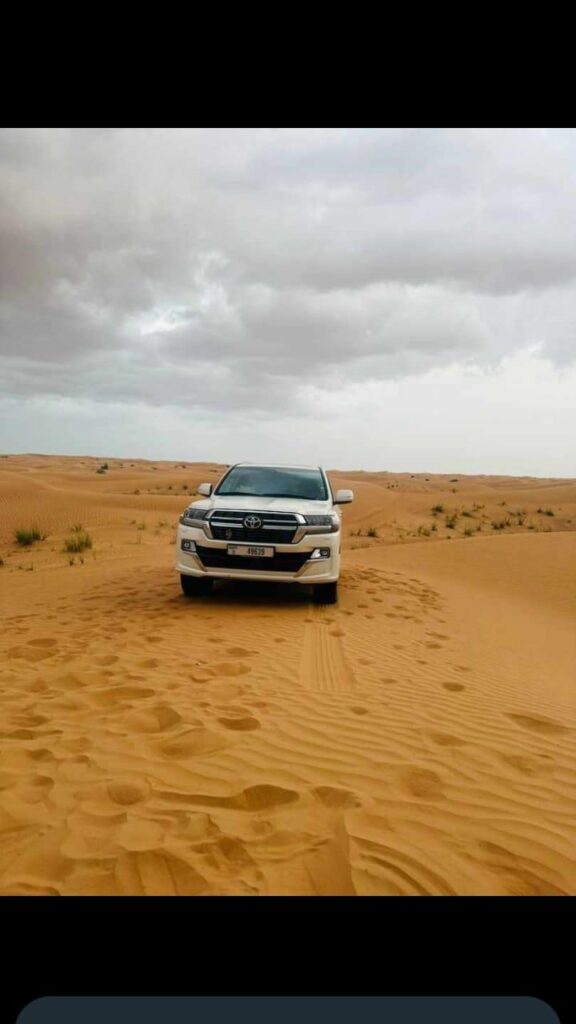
left=215, top=466, right=328, bottom=501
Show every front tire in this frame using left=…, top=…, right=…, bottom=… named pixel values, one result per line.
left=313, top=581, right=338, bottom=605
left=181, top=574, right=213, bottom=597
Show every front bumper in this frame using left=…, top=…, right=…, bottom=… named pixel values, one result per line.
left=176, top=524, right=340, bottom=584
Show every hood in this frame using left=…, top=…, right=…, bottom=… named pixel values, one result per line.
left=189, top=494, right=334, bottom=515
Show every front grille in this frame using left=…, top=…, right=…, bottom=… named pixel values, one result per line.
left=196, top=545, right=310, bottom=573
left=210, top=526, right=294, bottom=544
left=208, top=509, right=299, bottom=545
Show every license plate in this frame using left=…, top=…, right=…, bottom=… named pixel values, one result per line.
left=227, top=544, right=275, bottom=558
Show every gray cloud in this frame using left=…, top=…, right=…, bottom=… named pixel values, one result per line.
left=1, top=128, right=576, bottom=422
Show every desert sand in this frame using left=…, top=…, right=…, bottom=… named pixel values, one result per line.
left=0, top=454, right=575, bottom=895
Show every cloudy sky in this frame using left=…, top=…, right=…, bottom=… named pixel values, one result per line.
left=1, top=127, right=575, bottom=475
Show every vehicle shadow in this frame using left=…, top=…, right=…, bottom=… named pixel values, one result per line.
left=196, top=579, right=314, bottom=608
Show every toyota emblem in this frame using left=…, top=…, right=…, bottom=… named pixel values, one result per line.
left=244, top=515, right=262, bottom=530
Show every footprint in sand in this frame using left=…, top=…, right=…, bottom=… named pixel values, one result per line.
left=27, top=638, right=58, bottom=648
left=13, top=713, right=48, bottom=727
left=311, top=785, right=362, bottom=811
left=225, top=647, right=255, bottom=658
left=506, top=713, right=570, bottom=736
left=402, top=768, right=445, bottom=800
left=209, top=661, right=251, bottom=678
left=218, top=716, right=260, bottom=731
left=7, top=646, right=56, bottom=663
left=350, top=706, right=369, bottom=716
left=188, top=668, right=216, bottom=683
left=155, top=784, right=299, bottom=814
left=29, top=748, right=56, bottom=762
left=0, top=728, right=37, bottom=740
left=443, top=682, right=465, bottom=692
left=428, top=732, right=465, bottom=747
left=499, top=753, right=549, bottom=776
left=124, top=705, right=182, bottom=733
left=158, top=729, right=230, bottom=758
left=108, top=779, right=151, bottom=805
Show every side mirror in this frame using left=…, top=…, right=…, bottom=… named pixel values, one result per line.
left=197, top=482, right=212, bottom=496
left=334, top=489, right=354, bottom=504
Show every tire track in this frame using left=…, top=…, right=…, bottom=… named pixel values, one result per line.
left=298, top=607, right=356, bottom=692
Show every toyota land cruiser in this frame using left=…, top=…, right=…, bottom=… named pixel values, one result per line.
left=176, top=463, right=353, bottom=604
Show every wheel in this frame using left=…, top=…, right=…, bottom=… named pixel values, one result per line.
left=313, top=581, right=338, bottom=605
left=181, top=574, right=213, bottom=597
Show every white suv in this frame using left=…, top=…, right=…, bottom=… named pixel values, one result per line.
left=176, top=463, right=353, bottom=604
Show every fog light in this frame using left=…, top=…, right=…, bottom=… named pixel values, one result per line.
left=181, top=538, right=196, bottom=552
left=310, top=547, right=331, bottom=559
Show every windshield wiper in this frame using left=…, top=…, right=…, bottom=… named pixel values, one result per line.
left=217, top=491, right=323, bottom=500
left=257, top=493, right=321, bottom=499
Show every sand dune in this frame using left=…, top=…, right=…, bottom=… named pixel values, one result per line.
left=0, top=455, right=575, bottom=895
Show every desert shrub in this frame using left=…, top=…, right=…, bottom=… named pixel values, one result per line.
left=417, top=525, right=431, bottom=537
left=431, top=504, right=444, bottom=515
left=463, top=527, right=474, bottom=537
left=0, top=557, right=4, bottom=566
left=137, top=522, right=146, bottom=531
left=461, top=510, right=474, bottom=518
left=492, top=520, right=508, bottom=530
left=366, top=526, right=379, bottom=538
left=445, top=514, right=458, bottom=530
left=544, top=509, right=555, bottom=516
left=15, top=527, right=44, bottom=547
left=64, top=529, right=92, bottom=553
left=96, top=466, right=106, bottom=475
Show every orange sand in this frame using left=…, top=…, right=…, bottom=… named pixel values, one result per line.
left=0, top=454, right=575, bottom=895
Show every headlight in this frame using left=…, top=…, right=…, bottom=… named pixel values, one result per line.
left=179, top=507, right=209, bottom=525
left=303, top=514, right=339, bottom=532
